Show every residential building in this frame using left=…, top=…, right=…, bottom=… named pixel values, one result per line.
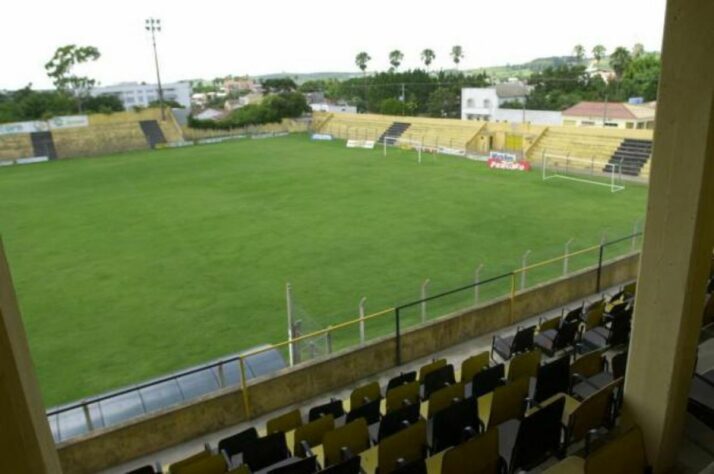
left=461, top=83, right=529, bottom=121
left=92, top=81, right=192, bottom=109
left=562, top=101, right=656, bottom=129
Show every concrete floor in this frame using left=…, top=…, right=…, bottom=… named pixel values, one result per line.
left=101, top=292, right=714, bottom=474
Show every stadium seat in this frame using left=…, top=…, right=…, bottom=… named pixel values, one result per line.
left=431, top=397, right=481, bottom=453
left=471, top=363, right=506, bottom=399
left=584, top=426, right=650, bottom=474
left=535, top=320, right=579, bottom=357
left=533, top=355, right=571, bottom=403
left=319, top=455, right=362, bottom=474
left=346, top=397, right=381, bottom=425
left=267, top=409, right=303, bottom=434
left=170, top=454, right=227, bottom=474
left=426, top=382, right=464, bottom=418
left=562, top=378, right=623, bottom=453
left=168, top=450, right=212, bottom=474
left=386, top=372, right=417, bottom=392
left=572, top=351, right=627, bottom=400
left=581, top=300, right=606, bottom=332
left=385, top=381, right=420, bottom=413
left=293, top=414, right=335, bottom=457
left=506, top=350, right=541, bottom=382
left=350, top=381, right=381, bottom=410
left=439, top=428, right=503, bottom=474
left=126, top=464, right=161, bottom=474
left=418, top=359, right=447, bottom=382
left=308, top=399, right=344, bottom=422
left=266, top=456, right=318, bottom=474
left=322, top=418, right=371, bottom=467
left=422, top=364, right=456, bottom=400
left=491, top=326, right=536, bottom=361
left=501, top=396, right=565, bottom=473
left=392, top=459, right=427, bottom=474
left=580, top=313, right=630, bottom=352
left=243, top=432, right=291, bottom=472
left=459, top=351, right=490, bottom=384
left=375, top=419, right=427, bottom=474
left=217, top=427, right=258, bottom=463
left=484, top=377, right=529, bottom=429
left=378, top=403, right=420, bottom=442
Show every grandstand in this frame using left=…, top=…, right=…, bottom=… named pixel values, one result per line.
left=0, top=108, right=184, bottom=161
left=313, top=112, right=654, bottom=179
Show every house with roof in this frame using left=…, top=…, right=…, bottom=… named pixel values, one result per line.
left=461, top=83, right=530, bottom=121
left=562, top=101, right=656, bottom=129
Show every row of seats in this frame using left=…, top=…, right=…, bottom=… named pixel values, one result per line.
left=528, top=129, right=626, bottom=170
left=127, top=284, right=640, bottom=474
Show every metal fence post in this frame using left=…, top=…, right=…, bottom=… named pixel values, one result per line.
left=82, top=402, right=94, bottom=432
left=520, top=250, right=531, bottom=290
left=395, top=307, right=402, bottom=366
left=239, top=357, right=251, bottom=419
left=421, top=279, right=430, bottom=322
left=326, top=326, right=333, bottom=355
left=596, top=245, right=605, bottom=293
left=563, top=238, right=574, bottom=276
left=286, top=282, right=296, bottom=367
left=474, top=264, right=484, bottom=305
left=359, top=297, right=367, bottom=345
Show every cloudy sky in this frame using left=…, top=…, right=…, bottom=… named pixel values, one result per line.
left=1, top=0, right=667, bottom=90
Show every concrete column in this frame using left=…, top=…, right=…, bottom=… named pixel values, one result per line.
left=623, top=1, right=714, bottom=471
left=0, top=239, right=62, bottom=473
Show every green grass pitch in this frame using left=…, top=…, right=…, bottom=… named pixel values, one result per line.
left=0, top=134, right=648, bottom=406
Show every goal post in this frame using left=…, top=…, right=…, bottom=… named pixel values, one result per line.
left=382, top=136, right=424, bottom=163
left=541, top=152, right=625, bottom=193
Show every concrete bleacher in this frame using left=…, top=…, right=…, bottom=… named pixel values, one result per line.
left=527, top=127, right=654, bottom=178
left=0, top=132, right=33, bottom=160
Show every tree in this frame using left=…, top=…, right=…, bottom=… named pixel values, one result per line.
left=260, top=78, right=298, bottom=94
left=379, top=98, right=404, bottom=115
left=573, top=44, right=586, bottom=63
left=450, top=45, right=464, bottom=69
left=389, top=50, right=404, bottom=71
left=45, top=45, right=101, bottom=112
left=426, top=87, right=460, bottom=118
left=609, top=47, right=632, bottom=79
left=420, top=49, right=436, bottom=70
left=592, top=45, right=606, bottom=64
left=84, top=95, right=125, bottom=113
left=620, top=53, right=661, bottom=101
left=632, top=43, right=645, bottom=58
left=355, top=52, right=371, bottom=76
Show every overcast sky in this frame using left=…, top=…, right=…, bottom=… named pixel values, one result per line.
left=1, top=0, right=667, bottom=90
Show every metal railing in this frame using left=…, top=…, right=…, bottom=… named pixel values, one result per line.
left=47, top=230, right=643, bottom=440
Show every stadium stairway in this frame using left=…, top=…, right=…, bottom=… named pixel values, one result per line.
left=377, top=122, right=411, bottom=145
left=140, top=120, right=168, bottom=149
left=603, top=139, right=653, bottom=177
left=30, top=131, right=58, bottom=159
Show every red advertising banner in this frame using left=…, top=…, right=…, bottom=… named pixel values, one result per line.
left=487, top=151, right=532, bottom=171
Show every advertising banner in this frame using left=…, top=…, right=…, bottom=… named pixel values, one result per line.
left=487, top=151, right=531, bottom=171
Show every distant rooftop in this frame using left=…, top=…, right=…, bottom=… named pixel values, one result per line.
left=563, top=101, right=656, bottom=120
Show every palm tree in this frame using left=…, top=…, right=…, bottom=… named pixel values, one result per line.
left=573, top=44, right=585, bottom=63
left=389, top=50, right=404, bottom=71
left=421, top=49, right=436, bottom=71
left=632, top=43, right=645, bottom=58
left=592, top=45, right=607, bottom=64
left=355, top=52, right=371, bottom=76
left=610, top=46, right=632, bottom=79
left=450, top=45, right=464, bottom=69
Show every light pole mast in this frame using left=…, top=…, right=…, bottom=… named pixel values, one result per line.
left=145, top=17, right=166, bottom=121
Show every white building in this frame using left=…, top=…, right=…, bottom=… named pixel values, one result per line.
left=92, top=81, right=192, bottom=109
left=461, top=83, right=529, bottom=121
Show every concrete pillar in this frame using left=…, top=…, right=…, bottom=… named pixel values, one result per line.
left=623, top=0, right=714, bottom=471
left=0, top=239, right=62, bottom=473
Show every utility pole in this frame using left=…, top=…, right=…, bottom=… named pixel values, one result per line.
left=401, top=83, right=406, bottom=116
left=602, top=92, right=609, bottom=128
left=145, top=17, right=166, bottom=121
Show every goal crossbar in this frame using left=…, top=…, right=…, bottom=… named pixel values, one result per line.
left=382, top=136, right=424, bottom=163
left=542, top=152, right=625, bottom=193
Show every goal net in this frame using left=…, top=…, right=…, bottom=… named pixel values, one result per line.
left=382, top=136, right=425, bottom=163
left=541, top=152, right=625, bottom=193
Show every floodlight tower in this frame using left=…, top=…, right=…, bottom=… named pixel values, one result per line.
left=145, top=17, right=166, bottom=120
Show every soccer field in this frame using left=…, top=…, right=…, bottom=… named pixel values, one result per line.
left=0, top=134, right=648, bottom=406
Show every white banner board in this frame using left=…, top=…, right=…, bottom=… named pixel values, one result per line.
left=48, top=115, right=89, bottom=130
left=0, top=121, right=48, bottom=135
left=347, top=139, right=375, bottom=149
